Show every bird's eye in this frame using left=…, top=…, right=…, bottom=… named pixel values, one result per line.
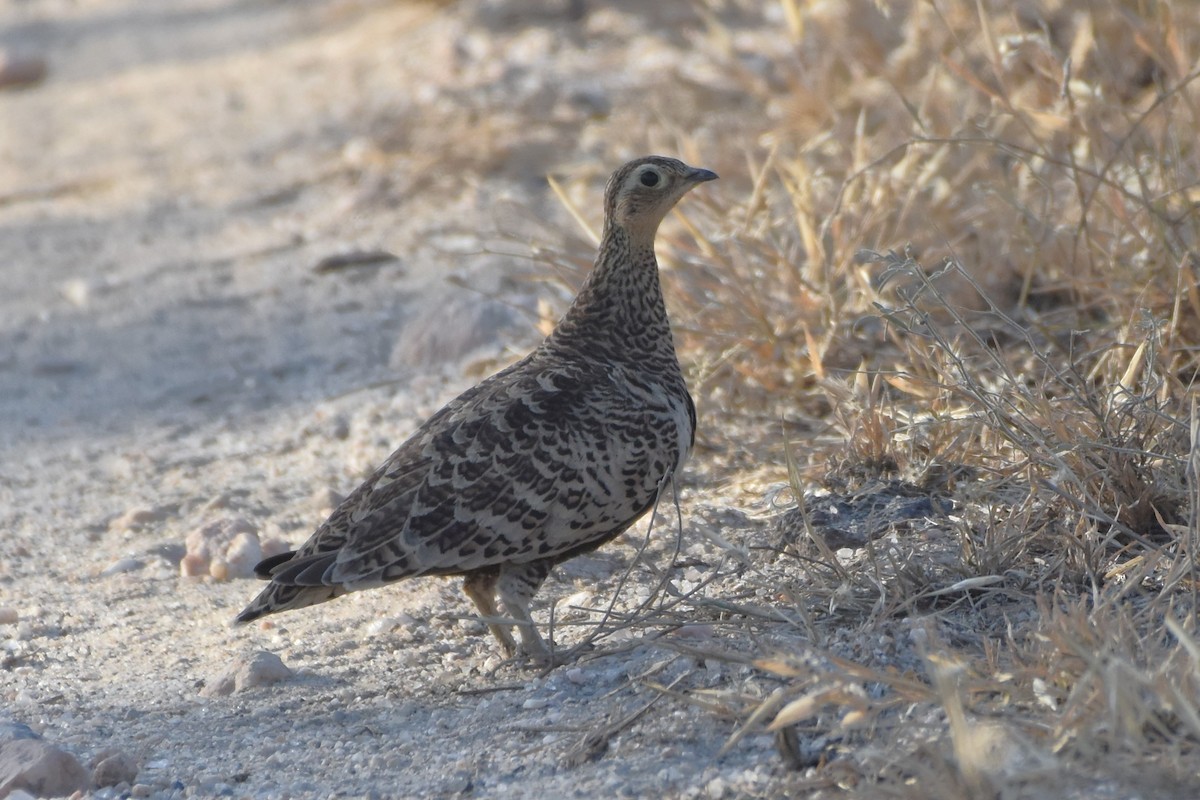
left=640, top=170, right=660, bottom=187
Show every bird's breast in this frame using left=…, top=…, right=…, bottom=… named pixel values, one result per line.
left=604, top=365, right=693, bottom=474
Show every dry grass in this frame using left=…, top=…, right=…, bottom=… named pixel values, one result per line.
left=542, top=0, right=1200, bottom=796
left=479, top=0, right=1200, bottom=793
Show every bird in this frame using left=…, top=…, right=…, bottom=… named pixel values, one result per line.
left=235, top=156, right=717, bottom=662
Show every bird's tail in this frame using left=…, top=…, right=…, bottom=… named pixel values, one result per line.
left=234, top=581, right=346, bottom=624
left=234, top=549, right=345, bottom=624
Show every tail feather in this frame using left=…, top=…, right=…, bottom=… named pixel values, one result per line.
left=252, top=550, right=297, bottom=580
left=234, top=581, right=346, bottom=624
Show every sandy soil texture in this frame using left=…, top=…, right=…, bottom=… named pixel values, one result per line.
left=1, top=2, right=805, bottom=797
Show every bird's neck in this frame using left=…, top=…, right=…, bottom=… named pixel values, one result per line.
left=546, top=226, right=678, bottom=363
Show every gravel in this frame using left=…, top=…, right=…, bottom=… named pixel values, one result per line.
left=0, top=0, right=806, bottom=797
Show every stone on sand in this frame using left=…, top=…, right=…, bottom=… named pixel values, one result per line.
left=201, top=651, right=294, bottom=697
left=180, top=517, right=290, bottom=580
left=0, top=738, right=89, bottom=798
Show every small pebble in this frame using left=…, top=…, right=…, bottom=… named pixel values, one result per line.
left=672, top=624, right=715, bottom=642
left=32, top=358, right=83, bottom=376
left=560, top=589, right=592, bottom=609
left=441, top=770, right=472, bottom=794
left=705, top=776, right=728, bottom=799
left=92, top=750, right=139, bottom=787
left=341, top=136, right=383, bottom=168
left=365, top=617, right=401, bottom=636
left=109, top=507, right=168, bottom=532
left=657, top=765, right=683, bottom=784
left=59, top=279, right=89, bottom=308
left=200, top=651, right=294, bottom=697
left=0, top=51, right=47, bottom=90
left=0, top=607, right=18, bottom=625
left=101, top=557, right=144, bottom=577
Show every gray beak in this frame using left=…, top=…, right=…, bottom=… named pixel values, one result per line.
left=687, top=167, right=719, bottom=183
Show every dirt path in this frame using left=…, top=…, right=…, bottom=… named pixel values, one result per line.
left=1, top=2, right=795, bottom=797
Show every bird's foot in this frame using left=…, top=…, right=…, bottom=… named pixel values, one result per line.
left=532, top=643, right=600, bottom=676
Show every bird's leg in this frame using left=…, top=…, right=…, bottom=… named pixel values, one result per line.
left=462, top=569, right=517, bottom=657
left=497, top=560, right=555, bottom=663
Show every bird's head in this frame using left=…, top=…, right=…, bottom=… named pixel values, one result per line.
left=603, top=156, right=718, bottom=243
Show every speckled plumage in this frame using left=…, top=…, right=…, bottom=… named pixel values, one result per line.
left=235, top=156, right=717, bottom=660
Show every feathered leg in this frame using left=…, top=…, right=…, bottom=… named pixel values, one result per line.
left=496, top=559, right=555, bottom=662
left=461, top=569, right=517, bottom=657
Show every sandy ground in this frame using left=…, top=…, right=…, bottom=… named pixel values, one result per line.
left=0, top=2, right=804, bottom=797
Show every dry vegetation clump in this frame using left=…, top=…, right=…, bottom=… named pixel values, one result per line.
left=539, top=1, right=1200, bottom=796
left=470, top=0, right=1200, bottom=793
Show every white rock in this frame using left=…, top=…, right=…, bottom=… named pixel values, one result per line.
left=59, top=279, right=90, bottom=308
left=201, top=651, right=294, bottom=697
left=222, top=532, right=263, bottom=578
left=561, top=590, right=592, bottom=609
left=0, top=738, right=89, bottom=798
left=101, top=557, right=144, bottom=576
left=182, top=518, right=288, bottom=580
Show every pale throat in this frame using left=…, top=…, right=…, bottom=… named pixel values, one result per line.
left=615, top=211, right=669, bottom=249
